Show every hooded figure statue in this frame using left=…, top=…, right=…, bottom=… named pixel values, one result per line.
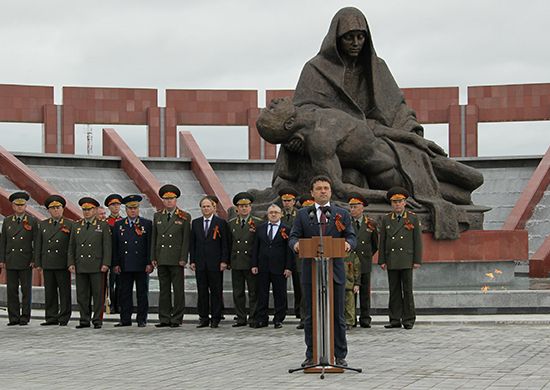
left=254, top=7, right=484, bottom=240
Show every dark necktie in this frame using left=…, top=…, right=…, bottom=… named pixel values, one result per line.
left=241, top=218, right=245, bottom=228
left=268, top=223, right=274, bottom=242
left=86, top=221, right=91, bottom=230
left=355, top=220, right=360, bottom=231
left=397, top=215, right=402, bottom=222
left=54, top=220, right=58, bottom=226
left=204, top=219, right=210, bottom=237
left=129, top=220, right=133, bottom=228
left=319, top=206, right=328, bottom=235
left=17, top=217, right=21, bottom=224
left=167, top=213, right=171, bottom=222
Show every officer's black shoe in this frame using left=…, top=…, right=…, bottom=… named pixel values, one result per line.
left=253, top=322, right=268, bottom=329
left=58, top=323, right=68, bottom=326
left=76, top=323, right=90, bottom=329
left=232, top=322, right=247, bottom=327
left=137, top=322, right=146, bottom=328
left=93, top=324, right=102, bottom=329
left=155, top=323, right=171, bottom=328
left=196, top=322, right=210, bottom=328
left=384, top=323, right=401, bottom=329
left=40, top=321, right=59, bottom=326
left=114, top=323, right=131, bottom=327
left=210, top=322, right=219, bottom=328
left=359, top=322, right=371, bottom=328
left=170, top=323, right=181, bottom=328
left=403, top=324, right=414, bottom=330
left=296, top=322, right=304, bottom=329
left=274, top=322, right=283, bottom=329
left=301, top=358, right=314, bottom=367
left=7, top=322, right=19, bottom=326
left=335, top=358, right=348, bottom=367
left=19, top=322, right=28, bottom=326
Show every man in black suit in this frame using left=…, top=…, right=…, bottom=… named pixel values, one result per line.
left=189, top=196, right=230, bottom=328
left=112, top=195, right=153, bottom=327
left=289, top=175, right=356, bottom=368
left=251, top=204, right=294, bottom=329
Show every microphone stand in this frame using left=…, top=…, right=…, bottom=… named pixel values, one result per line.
left=289, top=208, right=362, bottom=379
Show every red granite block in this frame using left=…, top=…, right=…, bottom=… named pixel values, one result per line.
left=503, top=146, right=550, bottom=230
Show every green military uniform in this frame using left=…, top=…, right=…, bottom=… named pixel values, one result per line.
left=351, top=213, right=378, bottom=327
left=0, top=193, right=39, bottom=325
left=36, top=213, right=74, bottom=326
left=229, top=212, right=263, bottom=326
left=68, top=197, right=112, bottom=328
left=378, top=187, right=422, bottom=329
left=151, top=185, right=191, bottom=327
left=344, top=252, right=361, bottom=327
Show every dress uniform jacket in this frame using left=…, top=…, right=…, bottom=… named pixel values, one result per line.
left=112, top=217, right=152, bottom=272
left=0, top=214, right=39, bottom=269
left=228, top=215, right=262, bottom=270
left=151, top=208, right=191, bottom=265
left=36, top=217, right=74, bottom=325
left=68, top=218, right=112, bottom=271
left=36, top=218, right=74, bottom=269
left=352, top=215, right=379, bottom=274
left=378, top=211, right=422, bottom=270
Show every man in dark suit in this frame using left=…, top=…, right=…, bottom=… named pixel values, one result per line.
left=68, top=197, right=111, bottom=329
left=348, top=193, right=379, bottom=328
left=289, top=176, right=356, bottom=368
left=35, top=195, right=74, bottom=326
left=151, top=184, right=191, bottom=328
left=251, top=204, right=294, bottom=329
left=0, top=192, right=39, bottom=326
left=378, top=187, right=422, bottom=330
left=189, top=196, right=230, bottom=328
left=112, top=195, right=153, bottom=327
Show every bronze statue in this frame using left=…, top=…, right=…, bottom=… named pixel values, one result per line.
left=251, top=7, right=484, bottom=240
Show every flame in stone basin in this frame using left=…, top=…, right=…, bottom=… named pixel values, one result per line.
left=485, top=272, right=495, bottom=279
left=494, top=269, right=502, bottom=274
left=481, top=285, right=489, bottom=293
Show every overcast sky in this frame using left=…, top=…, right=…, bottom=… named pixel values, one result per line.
left=0, top=0, right=549, bottom=158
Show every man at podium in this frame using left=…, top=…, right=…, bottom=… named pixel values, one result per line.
left=289, top=175, right=356, bottom=368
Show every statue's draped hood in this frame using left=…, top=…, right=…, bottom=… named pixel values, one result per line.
left=293, top=7, right=422, bottom=134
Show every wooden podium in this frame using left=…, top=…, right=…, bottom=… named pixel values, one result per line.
left=299, top=236, right=346, bottom=375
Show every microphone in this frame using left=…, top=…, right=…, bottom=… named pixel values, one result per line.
left=308, top=208, right=316, bottom=225
left=324, top=207, right=332, bottom=221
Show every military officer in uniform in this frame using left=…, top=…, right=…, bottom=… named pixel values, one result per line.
left=68, top=197, right=112, bottom=329
left=0, top=192, right=38, bottom=326
left=378, top=187, right=422, bottom=330
left=105, top=193, right=123, bottom=314
left=112, top=195, right=153, bottom=327
left=228, top=192, right=262, bottom=327
left=278, top=188, right=303, bottom=327
left=151, top=184, right=191, bottom=328
left=35, top=195, right=74, bottom=326
left=348, top=193, right=378, bottom=328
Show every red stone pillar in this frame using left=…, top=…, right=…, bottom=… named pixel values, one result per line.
left=248, top=108, right=261, bottom=159
left=62, top=105, right=75, bottom=154
left=448, top=105, right=462, bottom=157
left=147, top=107, right=161, bottom=157
left=165, top=107, right=177, bottom=157
left=465, top=104, right=479, bottom=157
left=43, top=104, right=59, bottom=154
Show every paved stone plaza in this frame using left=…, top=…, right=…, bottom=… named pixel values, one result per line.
left=1, top=314, right=550, bottom=389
